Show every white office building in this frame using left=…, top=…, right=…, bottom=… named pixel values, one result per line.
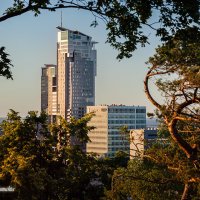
left=57, top=27, right=97, bottom=120
left=87, top=105, right=146, bottom=157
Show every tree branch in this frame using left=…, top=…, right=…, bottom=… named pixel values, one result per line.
left=168, top=118, right=197, bottom=161
left=175, top=116, right=200, bottom=123
left=0, top=5, right=35, bottom=22
left=0, top=2, right=106, bottom=23
left=144, top=65, right=162, bottom=110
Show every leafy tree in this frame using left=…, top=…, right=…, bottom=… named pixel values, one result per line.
left=144, top=27, right=200, bottom=198
left=106, top=125, right=200, bottom=200
left=0, top=110, right=53, bottom=199
left=0, top=110, right=107, bottom=200
left=0, top=0, right=199, bottom=79
left=106, top=158, right=183, bottom=200
left=0, top=110, right=133, bottom=199
left=146, top=131, right=200, bottom=200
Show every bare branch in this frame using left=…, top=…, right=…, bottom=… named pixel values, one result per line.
left=175, top=116, right=200, bottom=123
left=144, top=65, right=162, bottom=110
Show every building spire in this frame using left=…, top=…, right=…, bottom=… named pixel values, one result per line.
left=61, top=10, right=63, bottom=28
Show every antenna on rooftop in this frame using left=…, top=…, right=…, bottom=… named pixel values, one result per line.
left=61, top=10, right=63, bottom=28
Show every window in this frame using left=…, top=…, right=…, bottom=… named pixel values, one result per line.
left=136, top=109, right=146, bottom=113
left=52, top=87, right=56, bottom=92
left=52, top=77, right=56, bottom=86
left=61, top=32, right=67, bottom=40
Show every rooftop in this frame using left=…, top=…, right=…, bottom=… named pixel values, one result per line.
left=95, top=104, right=146, bottom=107
left=56, top=26, right=89, bottom=37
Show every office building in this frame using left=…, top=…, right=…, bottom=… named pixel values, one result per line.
left=86, top=105, right=146, bottom=157
left=57, top=27, right=97, bottom=120
left=41, top=64, right=57, bottom=123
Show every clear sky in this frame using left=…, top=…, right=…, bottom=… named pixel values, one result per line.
left=0, top=2, right=161, bottom=117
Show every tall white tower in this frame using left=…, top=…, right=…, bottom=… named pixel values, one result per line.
left=57, top=27, right=97, bottom=120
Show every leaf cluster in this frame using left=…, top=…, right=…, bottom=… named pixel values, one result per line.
left=0, top=47, right=13, bottom=79
left=106, top=158, right=183, bottom=200
left=0, top=1, right=200, bottom=60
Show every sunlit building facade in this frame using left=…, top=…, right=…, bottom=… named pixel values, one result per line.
left=41, top=64, right=57, bottom=123
left=86, top=105, right=146, bottom=157
left=57, top=27, right=97, bottom=120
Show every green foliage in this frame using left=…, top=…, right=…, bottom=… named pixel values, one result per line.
left=147, top=112, right=154, bottom=118
left=107, top=116, right=200, bottom=199
left=146, top=27, right=200, bottom=147
left=0, top=0, right=199, bottom=80
left=100, top=0, right=200, bottom=59
left=106, top=159, right=183, bottom=200
left=0, top=110, right=132, bottom=199
left=0, top=110, right=54, bottom=199
left=144, top=28, right=200, bottom=198
left=49, top=113, right=95, bottom=160
left=107, top=134, right=200, bottom=199
left=0, top=47, right=13, bottom=79
left=0, top=110, right=105, bottom=200
left=157, top=120, right=170, bottom=138
left=1, top=1, right=200, bottom=59
left=1, top=1, right=200, bottom=198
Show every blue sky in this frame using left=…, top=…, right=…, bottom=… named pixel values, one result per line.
left=0, top=3, right=161, bottom=117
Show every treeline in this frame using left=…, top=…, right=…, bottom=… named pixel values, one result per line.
left=0, top=110, right=200, bottom=199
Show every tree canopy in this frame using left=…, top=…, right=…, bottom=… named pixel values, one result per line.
left=0, top=110, right=130, bottom=199
left=107, top=159, right=184, bottom=200
left=144, top=27, right=200, bottom=199
left=0, top=111, right=102, bottom=199
left=1, top=0, right=199, bottom=59
left=145, top=27, right=200, bottom=162
left=0, top=0, right=200, bottom=79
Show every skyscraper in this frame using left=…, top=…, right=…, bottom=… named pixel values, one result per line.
left=41, top=64, right=57, bottom=123
left=57, top=27, right=97, bottom=120
left=41, top=27, right=97, bottom=122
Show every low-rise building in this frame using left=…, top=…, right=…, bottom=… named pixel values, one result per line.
left=86, top=105, right=146, bottom=157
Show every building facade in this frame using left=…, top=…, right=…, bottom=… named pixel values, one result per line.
left=57, top=27, right=97, bottom=120
left=86, top=105, right=146, bottom=157
left=130, top=129, right=157, bottom=158
left=41, top=64, right=57, bottom=123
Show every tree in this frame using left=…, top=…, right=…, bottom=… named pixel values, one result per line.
left=0, top=110, right=107, bottom=199
left=0, top=110, right=133, bottom=199
left=144, top=27, right=200, bottom=199
left=0, top=0, right=199, bottom=79
left=0, top=110, right=54, bottom=199
left=106, top=158, right=183, bottom=200
left=106, top=121, right=200, bottom=200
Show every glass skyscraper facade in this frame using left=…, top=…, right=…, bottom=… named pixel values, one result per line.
left=41, top=64, right=57, bottom=123
left=41, top=27, right=97, bottom=121
left=57, top=27, right=97, bottom=120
